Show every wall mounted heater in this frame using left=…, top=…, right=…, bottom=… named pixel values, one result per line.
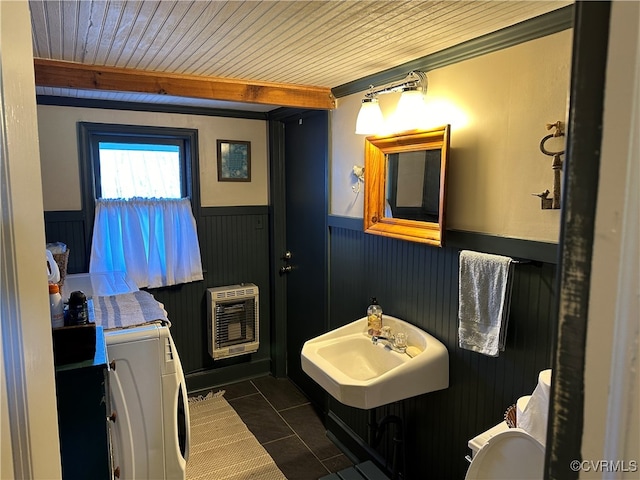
left=207, top=283, right=259, bottom=360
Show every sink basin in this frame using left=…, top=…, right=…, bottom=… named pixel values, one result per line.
left=301, top=315, right=448, bottom=409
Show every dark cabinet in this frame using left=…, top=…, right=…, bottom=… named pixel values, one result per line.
left=55, top=326, right=113, bottom=480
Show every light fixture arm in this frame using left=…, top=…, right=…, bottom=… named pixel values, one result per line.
left=364, top=71, right=428, bottom=99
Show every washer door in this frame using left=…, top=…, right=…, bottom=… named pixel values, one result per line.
left=465, top=428, right=545, bottom=480
left=107, top=332, right=164, bottom=480
left=161, top=330, right=190, bottom=479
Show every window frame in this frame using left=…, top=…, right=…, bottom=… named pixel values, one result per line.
left=78, top=122, right=201, bottom=270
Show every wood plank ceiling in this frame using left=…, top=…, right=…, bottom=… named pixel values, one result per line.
left=29, top=0, right=571, bottom=112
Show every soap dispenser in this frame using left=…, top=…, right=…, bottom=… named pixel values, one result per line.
left=367, top=297, right=383, bottom=336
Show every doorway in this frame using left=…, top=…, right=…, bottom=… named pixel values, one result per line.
left=269, top=109, right=329, bottom=409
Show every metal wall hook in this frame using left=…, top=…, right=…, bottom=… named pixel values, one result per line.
left=546, top=120, right=565, bottom=136
left=535, top=121, right=565, bottom=210
left=539, top=135, right=565, bottom=157
left=540, top=121, right=565, bottom=157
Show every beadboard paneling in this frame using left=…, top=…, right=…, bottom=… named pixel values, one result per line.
left=44, top=207, right=272, bottom=388
left=328, top=225, right=556, bottom=479
left=44, top=211, right=87, bottom=273
left=30, top=0, right=571, bottom=102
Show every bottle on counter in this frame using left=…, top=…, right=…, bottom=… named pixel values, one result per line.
left=67, top=290, right=89, bottom=326
left=49, top=283, right=65, bottom=328
left=367, top=297, right=383, bottom=336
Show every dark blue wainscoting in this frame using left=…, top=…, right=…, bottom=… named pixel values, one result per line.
left=44, top=211, right=88, bottom=274
left=327, top=223, right=557, bottom=479
left=44, top=207, right=273, bottom=392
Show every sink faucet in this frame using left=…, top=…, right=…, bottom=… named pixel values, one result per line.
left=372, top=333, right=407, bottom=353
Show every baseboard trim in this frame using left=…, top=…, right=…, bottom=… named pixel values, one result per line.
left=185, top=358, right=271, bottom=394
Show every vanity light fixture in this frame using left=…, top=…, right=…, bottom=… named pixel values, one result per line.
left=355, top=71, right=428, bottom=135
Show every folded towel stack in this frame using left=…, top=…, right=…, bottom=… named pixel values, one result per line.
left=93, top=290, right=170, bottom=330
left=457, top=250, right=515, bottom=357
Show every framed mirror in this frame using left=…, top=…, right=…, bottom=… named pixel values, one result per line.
left=364, top=125, right=450, bottom=246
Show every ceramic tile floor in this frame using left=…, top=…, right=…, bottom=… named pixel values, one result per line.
left=217, top=375, right=353, bottom=480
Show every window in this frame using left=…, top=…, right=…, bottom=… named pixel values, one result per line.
left=78, top=123, right=203, bottom=288
left=97, top=142, right=182, bottom=199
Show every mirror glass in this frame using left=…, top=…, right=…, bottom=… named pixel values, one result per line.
left=386, top=149, right=441, bottom=223
left=364, top=125, right=450, bottom=246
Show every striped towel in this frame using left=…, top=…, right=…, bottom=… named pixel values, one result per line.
left=92, top=291, right=169, bottom=330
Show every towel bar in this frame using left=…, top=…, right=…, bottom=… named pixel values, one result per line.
left=512, top=258, right=543, bottom=267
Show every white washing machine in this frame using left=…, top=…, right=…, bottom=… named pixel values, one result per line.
left=64, top=273, right=190, bottom=479
left=106, top=323, right=190, bottom=480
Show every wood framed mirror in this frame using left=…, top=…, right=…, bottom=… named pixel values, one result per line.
left=364, top=125, right=450, bottom=246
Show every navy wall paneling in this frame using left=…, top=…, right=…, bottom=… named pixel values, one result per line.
left=44, top=211, right=87, bottom=274
left=327, top=220, right=557, bottom=479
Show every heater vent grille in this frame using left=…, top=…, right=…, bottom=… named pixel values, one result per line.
left=207, top=284, right=259, bottom=360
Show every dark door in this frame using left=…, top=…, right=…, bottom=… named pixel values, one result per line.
left=282, top=111, right=328, bottom=407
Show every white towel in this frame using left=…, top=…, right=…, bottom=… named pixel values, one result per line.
left=458, top=250, right=514, bottom=356
left=92, top=291, right=170, bottom=330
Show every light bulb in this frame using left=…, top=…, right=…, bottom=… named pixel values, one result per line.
left=388, top=87, right=428, bottom=133
left=355, top=97, right=384, bottom=135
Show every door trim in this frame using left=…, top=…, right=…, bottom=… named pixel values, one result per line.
left=267, top=115, right=288, bottom=377
left=547, top=2, right=611, bottom=478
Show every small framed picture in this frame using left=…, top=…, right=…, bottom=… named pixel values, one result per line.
left=217, top=140, right=251, bottom=182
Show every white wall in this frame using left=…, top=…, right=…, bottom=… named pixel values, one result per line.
left=0, top=1, right=62, bottom=477
left=582, top=1, right=640, bottom=477
left=331, top=29, right=572, bottom=243
left=37, top=106, right=269, bottom=210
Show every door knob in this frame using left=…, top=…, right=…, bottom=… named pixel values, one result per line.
left=279, top=265, right=293, bottom=275
left=282, top=251, right=292, bottom=260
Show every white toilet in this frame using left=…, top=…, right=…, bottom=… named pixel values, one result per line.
left=465, top=427, right=545, bottom=479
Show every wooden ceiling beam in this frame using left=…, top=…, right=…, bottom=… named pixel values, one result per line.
left=34, top=58, right=336, bottom=110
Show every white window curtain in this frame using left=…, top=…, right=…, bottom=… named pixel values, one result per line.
left=90, top=197, right=204, bottom=289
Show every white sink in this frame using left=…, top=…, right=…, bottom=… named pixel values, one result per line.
left=301, top=315, right=449, bottom=409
